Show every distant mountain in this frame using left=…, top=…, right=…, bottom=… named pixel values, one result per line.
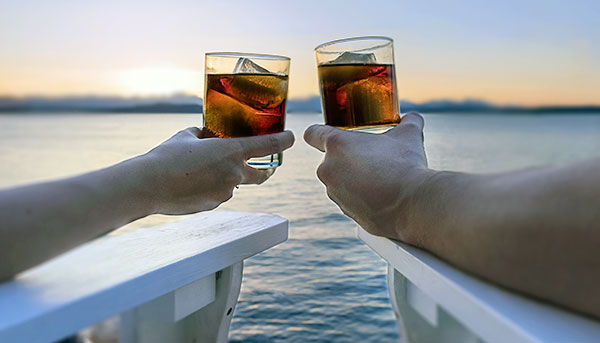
left=400, top=99, right=493, bottom=112
left=288, top=96, right=600, bottom=114
left=286, top=97, right=322, bottom=113
left=400, top=99, right=600, bottom=113
left=0, top=94, right=202, bottom=113
left=1, top=94, right=599, bottom=114
left=108, top=103, right=202, bottom=113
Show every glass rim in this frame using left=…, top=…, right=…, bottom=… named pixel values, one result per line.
left=205, top=51, right=290, bottom=61
left=314, top=36, right=393, bottom=54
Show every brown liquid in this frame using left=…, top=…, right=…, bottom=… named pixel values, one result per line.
left=318, top=63, right=400, bottom=129
left=204, top=73, right=288, bottom=137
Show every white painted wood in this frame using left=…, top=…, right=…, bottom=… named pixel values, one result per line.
left=174, top=273, right=216, bottom=322
left=192, top=261, right=243, bottom=342
left=118, top=273, right=216, bottom=326
left=0, top=211, right=288, bottom=343
left=358, top=227, right=600, bottom=343
left=406, top=276, right=438, bottom=327
left=387, top=266, right=481, bottom=343
left=120, top=262, right=243, bottom=343
left=386, top=266, right=408, bottom=341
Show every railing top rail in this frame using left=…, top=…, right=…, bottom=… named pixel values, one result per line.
left=0, top=211, right=288, bottom=343
left=358, top=227, right=600, bottom=342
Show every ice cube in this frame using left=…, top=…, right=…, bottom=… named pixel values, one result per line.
left=234, top=58, right=271, bottom=74
left=337, top=76, right=398, bottom=124
left=205, top=90, right=281, bottom=137
left=222, top=74, right=287, bottom=109
left=204, top=90, right=256, bottom=137
left=329, top=51, right=376, bottom=64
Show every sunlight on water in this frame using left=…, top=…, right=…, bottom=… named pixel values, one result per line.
left=0, top=112, right=599, bottom=342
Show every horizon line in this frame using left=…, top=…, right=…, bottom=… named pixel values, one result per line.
left=2, top=93, right=600, bottom=108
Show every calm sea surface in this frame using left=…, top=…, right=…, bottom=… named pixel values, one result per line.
left=1, top=112, right=599, bottom=342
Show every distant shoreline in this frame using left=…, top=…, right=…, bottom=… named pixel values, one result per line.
left=2, top=110, right=600, bottom=116
left=1, top=95, right=599, bottom=114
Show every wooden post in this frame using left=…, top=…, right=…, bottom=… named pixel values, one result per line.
left=120, top=262, right=243, bottom=343
left=387, top=265, right=480, bottom=343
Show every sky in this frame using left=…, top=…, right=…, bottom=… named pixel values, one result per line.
left=0, top=0, right=599, bottom=106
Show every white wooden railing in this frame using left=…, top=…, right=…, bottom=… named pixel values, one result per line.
left=0, top=211, right=288, bottom=343
left=358, top=227, right=600, bottom=343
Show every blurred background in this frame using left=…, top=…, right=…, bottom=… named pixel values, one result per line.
left=2, top=0, right=599, bottom=106
left=1, top=1, right=599, bottom=342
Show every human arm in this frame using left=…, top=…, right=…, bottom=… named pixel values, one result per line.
left=0, top=127, right=294, bottom=281
left=304, top=113, right=600, bottom=318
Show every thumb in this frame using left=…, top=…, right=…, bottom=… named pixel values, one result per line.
left=388, top=112, right=428, bottom=167
left=236, top=131, right=295, bottom=159
left=304, top=124, right=349, bottom=152
left=385, top=112, right=425, bottom=141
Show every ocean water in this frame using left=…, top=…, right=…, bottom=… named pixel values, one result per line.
left=1, top=112, right=599, bottom=342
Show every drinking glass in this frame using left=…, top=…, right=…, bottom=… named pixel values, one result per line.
left=315, top=36, right=400, bottom=133
left=204, top=52, right=290, bottom=168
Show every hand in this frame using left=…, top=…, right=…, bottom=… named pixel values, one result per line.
left=304, top=113, right=433, bottom=243
left=139, top=127, right=294, bottom=215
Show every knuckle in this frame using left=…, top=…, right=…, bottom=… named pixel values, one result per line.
left=400, top=149, right=426, bottom=164
left=229, top=141, right=245, bottom=160
left=338, top=205, right=352, bottom=218
left=325, top=133, right=343, bottom=151
left=234, top=171, right=244, bottom=184
left=256, top=177, right=266, bottom=185
left=223, top=169, right=243, bottom=186
left=205, top=200, right=220, bottom=211
left=316, top=163, right=332, bottom=183
left=217, top=147, right=243, bottom=164
left=180, top=127, right=198, bottom=137
left=268, top=135, right=280, bottom=152
left=168, top=131, right=184, bottom=141
left=402, top=121, right=422, bottom=131
left=221, top=189, right=234, bottom=202
left=325, top=188, right=339, bottom=203
left=255, top=172, right=269, bottom=185
left=208, top=189, right=233, bottom=209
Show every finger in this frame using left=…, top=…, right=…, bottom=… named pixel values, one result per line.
left=385, top=112, right=425, bottom=139
left=236, top=131, right=295, bottom=159
left=303, top=124, right=348, bottom=152
left=401, top=112, right=425, bottom=128
left=183, top=127, right=202, bottom=138
left=240, top=165, right=274, bottom=184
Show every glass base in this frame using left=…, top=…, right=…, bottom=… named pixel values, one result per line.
left=347, top=124, right=398, bottom=134
left=247, top=152, right=282, bottom=169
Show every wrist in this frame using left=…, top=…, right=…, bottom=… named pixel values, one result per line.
left=401, top=169, right=461, bottom=249
left=117, top=154, right=162, bottom=217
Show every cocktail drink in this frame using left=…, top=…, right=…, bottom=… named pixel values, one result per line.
left=315, top=37, right=400, bottom=133
left=204, top=53, right=290, bottom=168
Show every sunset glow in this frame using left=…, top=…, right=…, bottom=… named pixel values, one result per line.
left=116, top=68, right=201, bottom=96
left=0, top=0, right=598, bottom=105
